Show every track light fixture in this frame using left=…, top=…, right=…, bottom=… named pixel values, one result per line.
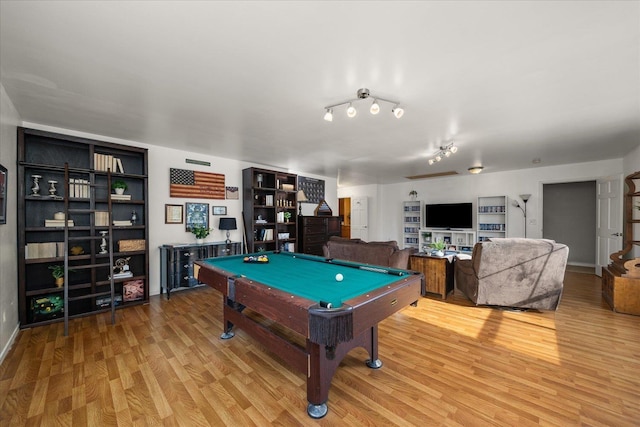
left=468, top=166, right=484, bottom=174
left=323, top=88, right=404, bottom=121
left=427, top=141, right=458, bottom=165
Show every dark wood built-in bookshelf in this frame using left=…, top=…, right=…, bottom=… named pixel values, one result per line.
left=17, top=127, right=149, bottom=329
left=242, top=167, right=298, bottom=253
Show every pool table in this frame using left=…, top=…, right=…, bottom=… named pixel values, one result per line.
left=196, top=251, right=423, bottom=418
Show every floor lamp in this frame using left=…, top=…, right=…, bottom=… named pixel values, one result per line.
left=512, top=194, right=531, bottom=238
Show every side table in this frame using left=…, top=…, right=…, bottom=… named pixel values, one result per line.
left=409, top=253, right=454, bottom=299
left=159, top=241, right=242, bottom=299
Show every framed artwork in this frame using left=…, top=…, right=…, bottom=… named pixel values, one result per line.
left=165, top=204, right=183, bottom=224
left=225, top=186, right=239, bottom=199
left=0, top=164, right=6, bottom=225
left=298, top=176, right=325, bottom=204
left=212, top=206, right=227, bottom=215
left=185, top=202, right=209, bottom=231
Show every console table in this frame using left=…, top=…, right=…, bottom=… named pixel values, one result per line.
left=159, top=241, right=242, bottom=299
left=409, top=253, right=454, bottom=299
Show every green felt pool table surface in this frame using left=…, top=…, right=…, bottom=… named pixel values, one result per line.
left=199, top=251, right=412, bottom=307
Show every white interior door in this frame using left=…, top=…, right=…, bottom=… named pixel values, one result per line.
left=596, top=176, right=623, bottom=276
left=350, top=196, right=369, bottom=241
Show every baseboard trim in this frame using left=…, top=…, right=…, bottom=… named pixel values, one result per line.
left=0, top=323, right=20, bottom=366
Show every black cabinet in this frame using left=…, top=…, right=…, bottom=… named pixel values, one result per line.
left=298, top=216, right=341, bottom=256
left=159, top=241, right=241, bottom=298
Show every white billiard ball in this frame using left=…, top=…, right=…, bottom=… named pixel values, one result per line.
left=335, top=273, right=344, bottom=282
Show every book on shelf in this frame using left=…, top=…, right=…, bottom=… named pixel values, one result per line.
left=110, top=271, right=133, bottom=280
left=110, top=194, right=131, bottom=200
left=44, top=219, right=74, bottom=227
left=113, top=220, right=132, bottom=226
left=94, top=153, right=124, bottom=173
left=95, top=211, right=109, bottom=226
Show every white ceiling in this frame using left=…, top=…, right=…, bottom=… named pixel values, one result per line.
left=1, top=1, right=638, bottom=186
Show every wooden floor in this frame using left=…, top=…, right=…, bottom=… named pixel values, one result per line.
left=1, top=271, right=639, bottom=426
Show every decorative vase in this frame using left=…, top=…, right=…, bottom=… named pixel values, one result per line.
left=115, top=188, right=125, bottom=195
left=435, top=250, right=444, bottom=257
left=55, top=277, right=64, bottom=288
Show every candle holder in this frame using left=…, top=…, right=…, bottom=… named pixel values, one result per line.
left=48, top=180, right=58, bottom=197
left=99, top=231, right=108, bottom=254
left=31, top=175, right=42, bottom=196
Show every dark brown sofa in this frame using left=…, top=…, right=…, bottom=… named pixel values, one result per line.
left=454, top=238, right=569, bottom=310
left=322, top=236, right=414, bottom=270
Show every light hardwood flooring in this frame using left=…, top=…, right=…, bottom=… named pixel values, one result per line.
left=1, top=271, right=639, bottom=426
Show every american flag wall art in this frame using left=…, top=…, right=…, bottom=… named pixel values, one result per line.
left=170, top=168, right=226, bottom=199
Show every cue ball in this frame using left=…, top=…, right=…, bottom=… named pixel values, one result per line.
left=335, top=273, right=344, bottom=282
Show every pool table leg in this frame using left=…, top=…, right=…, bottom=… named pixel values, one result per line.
left=220, top=296, right=240, bottom=339
left=306, top=324, right=382, bottom=418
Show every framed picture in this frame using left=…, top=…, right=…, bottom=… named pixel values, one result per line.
left=185, top=202, right=209, bottom=231
left=212, top=206, right=227, bottom=215
left=165, top=204, right=183, bottom=224
left=0, top=164, right=6, bottom=225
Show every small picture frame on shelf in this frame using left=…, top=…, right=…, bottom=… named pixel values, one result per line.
left=185, top=202, right=209, bottom=232
left=212, top=206, right=227, bottom=215
left=165, top=204, right=183, bottom=224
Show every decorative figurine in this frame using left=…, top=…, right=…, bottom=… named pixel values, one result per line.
left=130, top=210, right=138, bottom=225
left=99, top=231, right=108, bottom=254
left=48, top=180, right=58, bottom=197
left=31, top=174, right=42, bottom=196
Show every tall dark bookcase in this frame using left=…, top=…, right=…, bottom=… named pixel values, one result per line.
left=242, top=167, right=298, bottom=253
left=17, top=127, right=149, bottom=328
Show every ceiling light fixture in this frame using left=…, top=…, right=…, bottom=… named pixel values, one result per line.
left=346, top=103, right=357, bottom=118
left=427, top=141, right=458, bottom=165
left=323, top=88, right=404, bottom=120
left=468, top=166, right=484, bottom=174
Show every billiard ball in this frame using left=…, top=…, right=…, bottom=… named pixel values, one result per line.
left=335, top=273, right=344, bottom=282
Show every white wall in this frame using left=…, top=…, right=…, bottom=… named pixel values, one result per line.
left=338, top=159, right=624, bottom=247
left=21, top=122, right=338, bottom=296
left=0, top=84, right=21, bottom=363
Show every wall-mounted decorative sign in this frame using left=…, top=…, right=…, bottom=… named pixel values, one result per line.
left=170, top=168, right=225, bottom=199
left=226, top=186, right=239, bottom=199
left=298, top=176, right=325, bottom=205
left=185, top=202, right=209, bottom=232
left=212, top=206, right=227, bottom=215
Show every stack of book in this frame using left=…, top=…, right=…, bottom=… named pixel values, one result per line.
left=44, top=219, right=74, bottom=227
left=110, top=193, right=131, bottom=201
left=113, top=220, right=132, bottom=227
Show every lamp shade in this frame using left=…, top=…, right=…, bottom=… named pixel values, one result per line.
left=218, top=217, right=237, bottom=230
left=296, top=190, right=308, bottom=202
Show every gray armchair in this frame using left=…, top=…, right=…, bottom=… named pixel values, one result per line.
left=454, top=238, right=569, bottom=310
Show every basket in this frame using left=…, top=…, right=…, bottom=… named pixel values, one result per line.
left=118, top=239, right=146, bottom=252
left=281, top=183, right=294, bottom=191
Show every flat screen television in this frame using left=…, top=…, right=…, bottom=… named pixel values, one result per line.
left=425, top=202, right=473, bottom=229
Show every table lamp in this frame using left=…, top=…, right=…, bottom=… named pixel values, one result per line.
left=218, top=217, right=237, bottom=243
left=296, top=190, right=308, bottom=216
